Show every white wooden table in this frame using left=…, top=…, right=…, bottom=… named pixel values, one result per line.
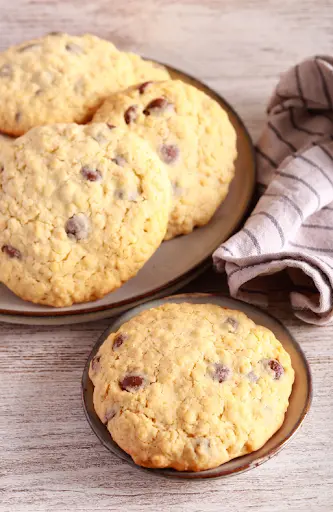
left=1, top=1, right=333, bottom=510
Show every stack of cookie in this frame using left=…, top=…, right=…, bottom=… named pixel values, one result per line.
left=0, top=33, right=237, bottom=307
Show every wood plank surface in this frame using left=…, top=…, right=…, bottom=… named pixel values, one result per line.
left=1, top=1, right=333, bottom=511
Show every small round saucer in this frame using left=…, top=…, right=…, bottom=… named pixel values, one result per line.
left=82, top=293, right=312, bottom=480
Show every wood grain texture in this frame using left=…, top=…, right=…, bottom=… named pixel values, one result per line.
left=1, top=1, right=333, bottom=510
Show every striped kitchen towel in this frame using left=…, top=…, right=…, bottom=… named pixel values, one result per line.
left=213, top=55, right=333, bottom=325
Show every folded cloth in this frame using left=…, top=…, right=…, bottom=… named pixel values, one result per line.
left=213, top=56, right=333, bottom=325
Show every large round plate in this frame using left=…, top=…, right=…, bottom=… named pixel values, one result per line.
left=82, top=293, right=312, bottom=480
left=0, top=65, right=256, bottom=324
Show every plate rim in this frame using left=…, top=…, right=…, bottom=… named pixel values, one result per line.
left=81, top=292, right=313, bottom=480
left=0, top=65, right=256, bottom=318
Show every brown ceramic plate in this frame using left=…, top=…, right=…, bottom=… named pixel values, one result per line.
left=82, top=293, right=312, bottom=480
left=0, top=62, right=256, bottom=325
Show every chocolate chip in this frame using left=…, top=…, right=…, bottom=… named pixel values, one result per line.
left=267, top=359, right=284, bottom=380
left=104, top=407, right=117, bottom=423
left=113, top=333, right=127, bottom=350
left=226, top=317, right=238, bottom=331
left=143, top=97, right=174, bottom=116
left=81, top=166, right=102, bottom=182
left=91, top=355, right=101, bottom=372
left=106, top=123, right=116, bottom=130
left=0, top=64, right=12, bottom=77
left=159, top=144, right=180, bottom=164
left=48, top=31, right=63, bottom=36
left=119, top=374, right=147, bottom=392
left=112, top=155, right=126, bottom=166
left=65, top=213, right=90, bottom=241
left=35, top=89, right=43, bottom=96
left=209, top=363, right=231, bottom=383
left=15, top=112, right=22, bottom=123
left=138, top=81, right=153, bottom=94
left=0, top=164, right=4, bottom=173
left=124, top=105, right=138, bottom=125
left=65, top=43, right=83, bottom=54
left=1, top=244, right=21, bottom=259
left=18, top=43, right=41, bottom=53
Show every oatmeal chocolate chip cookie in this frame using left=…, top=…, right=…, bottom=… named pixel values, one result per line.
left=0, top=133, right=15, bottom=155
left=89, top=303, right=294, bottom=472
left=92, top=80, right=237, bottom=239
left=0, top=132, right=15, bottom=172
left=0, top=33, right=170, bottom=136
left=0, top=123, right=171, bottom=307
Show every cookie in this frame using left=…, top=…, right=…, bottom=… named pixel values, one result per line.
left=92, top=80, right=237, bottom=239
left=0, top=123, right=171, bottom=307
left=89, top=303, right=294, bottom=471
left=0, top=133, right=15, bottom=156
left=0, top=33, right=170, bottom=136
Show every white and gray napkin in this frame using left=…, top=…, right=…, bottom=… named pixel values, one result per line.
left=213, top=56, right=333, bottom=325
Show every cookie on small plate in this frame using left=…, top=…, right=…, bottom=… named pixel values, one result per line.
left=0, top=33, right=170, bottom=135
left=92, top=80, right=237, bottom=239
left=89, top=302, right=294, bottom=471
left=0, top=123, right=171, bottom=307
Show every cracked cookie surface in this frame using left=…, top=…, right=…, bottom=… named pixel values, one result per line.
left=93, top=80, right=237, bottom=239
left=0, top=33, right=170, bottom=135
left=89, top=302, right=294, bottom=471
left=0, top=123, right=171, bottom=307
